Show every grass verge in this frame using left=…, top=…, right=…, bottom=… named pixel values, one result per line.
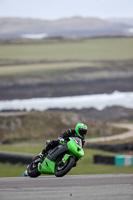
left=0, top=38, right=133, bottom=61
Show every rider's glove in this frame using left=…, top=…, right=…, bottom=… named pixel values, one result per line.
left=58, top=137, right=64, bottom=143
left=39, top=152, right=44, bottom=158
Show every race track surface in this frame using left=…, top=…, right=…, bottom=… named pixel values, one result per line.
left=0, top=174, right=133, bottom=200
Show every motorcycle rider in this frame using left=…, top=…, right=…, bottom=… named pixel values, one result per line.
left=40, top=123, right=88, bottom=158
left=23, top=123, right=87, bottom=176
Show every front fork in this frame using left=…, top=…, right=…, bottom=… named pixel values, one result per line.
left=62, top=154, right=72, bottom=164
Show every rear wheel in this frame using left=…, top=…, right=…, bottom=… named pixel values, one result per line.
left=55, top=156, right=75, bottom=177
left=27, top=156, right=41, bottom=178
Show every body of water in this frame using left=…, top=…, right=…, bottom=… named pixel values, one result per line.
left=0, top=91, right=133, bottom=111
left=21, top=33, right=48, bottom=39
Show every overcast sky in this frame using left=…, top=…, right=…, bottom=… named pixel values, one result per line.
left=0, top=0, right=132, bottom=20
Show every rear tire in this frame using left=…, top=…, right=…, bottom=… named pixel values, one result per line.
left=55, top=156, right=75, bottom=177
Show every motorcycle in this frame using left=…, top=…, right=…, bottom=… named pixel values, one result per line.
left=27, top=137, right=84, bottom=177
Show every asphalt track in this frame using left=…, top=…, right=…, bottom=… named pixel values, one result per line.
left=0, top=174, right=133, bottom=200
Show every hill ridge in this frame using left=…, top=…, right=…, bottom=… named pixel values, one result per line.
left=0, top=17, right=133, bottom=39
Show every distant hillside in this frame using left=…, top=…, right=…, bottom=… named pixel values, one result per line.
left=0, top=107, right=131, bottom=143
left=0, top=17, right=133, bottom=39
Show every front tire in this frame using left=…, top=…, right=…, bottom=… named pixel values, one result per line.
left=55, top=156, right=75, bottom=177
left=27, top=156, right=41, bottom=178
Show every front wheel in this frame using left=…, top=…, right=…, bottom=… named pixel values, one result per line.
left=27, top=156, right=41, bottom=178
left=55, top=156, right=75, bottom=177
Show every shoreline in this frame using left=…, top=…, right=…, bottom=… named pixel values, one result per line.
left=0, top=91, right=133, bottom=111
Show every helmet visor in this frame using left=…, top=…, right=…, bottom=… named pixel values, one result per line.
left=78, top=128, right=87, bottom=137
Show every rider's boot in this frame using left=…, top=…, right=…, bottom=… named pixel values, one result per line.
left=22, top=169, right=28, bottom=177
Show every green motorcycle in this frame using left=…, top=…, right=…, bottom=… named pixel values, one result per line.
left=27, top=137, right=84, bottom=177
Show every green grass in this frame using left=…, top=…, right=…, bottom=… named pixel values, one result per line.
left=0, top=38, right=133, bottom=61
left=0, top=148, right=132, bottom=177
left=0, top=37, right=133, bottom=77
left=0, top=163, right=27, bottom=177
left=68, top=149, right=133, bottom=175
left=0, top=61, right=93, bottom=76
left=0, top=144, right=43, bottom=154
